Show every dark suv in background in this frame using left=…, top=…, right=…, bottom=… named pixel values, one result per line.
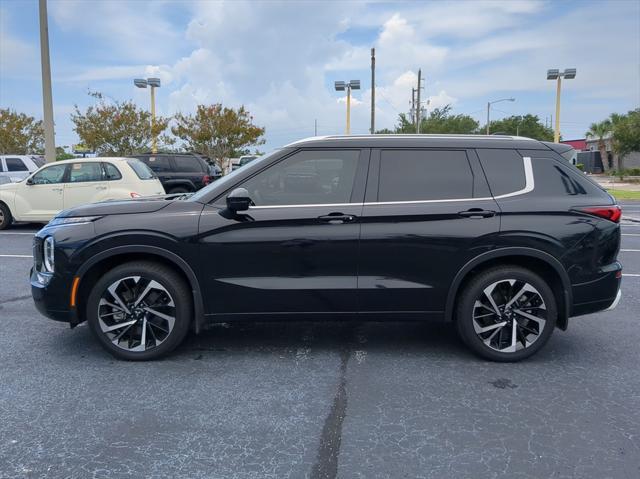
left=33, top=135, right=621, bottom=361
left=130, top=152, right=222, bottom=194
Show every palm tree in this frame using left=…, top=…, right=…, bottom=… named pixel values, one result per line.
left=586, top=120, right=612, bottom=173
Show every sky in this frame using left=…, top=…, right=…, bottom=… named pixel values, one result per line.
left=1, top=0, right=639, bottom=152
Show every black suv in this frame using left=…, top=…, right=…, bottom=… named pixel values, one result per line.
left=130, top=152, right=222, bottom=194
left=32, top=135, right=622, bottom=361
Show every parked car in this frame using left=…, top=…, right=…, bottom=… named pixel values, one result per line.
left=32, top=135, right=621, bottom=361
left=231, top=155, right=258, bottom=171
left=0, top=157, right=164, bottom=229
left=130, top=152, right=222, bottom=194
left=0, top=155, right=45, bottom=183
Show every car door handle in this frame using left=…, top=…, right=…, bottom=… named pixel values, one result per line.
left=52, top=188, right=63, bottom=192
left=96, top=186, right=107, bottom=190
left=458, top=209, right=496, bottom=218
left=318, top=213, right=356, bottom=224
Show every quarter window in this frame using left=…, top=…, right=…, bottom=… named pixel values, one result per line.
left=378, top=150, right=474, bottom=202
left=31, top=164, right=67, bottom=184
left=6, top=157, right=28, bottom=172
left=239, top=150, right=360, bottom=206
left=476, top=149, right=526, bottom=197
left=69, top=162, right=103, bottom=183
left=103, top=162, right=122, bottom=181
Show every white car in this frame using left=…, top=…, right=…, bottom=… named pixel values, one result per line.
left=0, top=157, right=165, bottom=229
left=0, top=155, right=46, bottom=183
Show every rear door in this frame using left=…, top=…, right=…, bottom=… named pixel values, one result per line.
left=63, top=162, right=110, bottom=209
left=358, top=148, right=499, bottom=315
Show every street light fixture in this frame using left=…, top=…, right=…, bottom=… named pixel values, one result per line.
left=486, top=97, right=515, bottom=135
left=334, top=79, right=360, bottom=134
left=547, top=68, right=576, bottom=142
left=134, top=77, right=161, bottom=153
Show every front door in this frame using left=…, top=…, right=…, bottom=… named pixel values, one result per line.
left=198, top=148, right=368, bottom=317
left=358, top=148, right=500, bottom=315
left=14, top=163, right=67, bottom=221
left=64, top=162, right=110, bottom=209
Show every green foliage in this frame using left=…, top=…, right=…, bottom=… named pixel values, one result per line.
left=378, top=105, right=479, bottom=135
left=172, top=104, right=265, bottom=166
left=55, top=147, right=74, bottom=161
left=576, top=163, right=585, bottom=171
left=611, top=109, right=640, bottom=158
left=486, top=114, right=554, bottom=141
left=0, top=108, right=44, bottom=154
left=71, top=91, right=171, bottom=156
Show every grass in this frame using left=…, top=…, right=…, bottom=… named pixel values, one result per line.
left=606, top=189, right=640, bottom=200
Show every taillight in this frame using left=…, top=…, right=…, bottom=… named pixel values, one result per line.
left=576, top=205, right=622, bottom=223
left=130, top=192, right=141, bottom=198
left=203, top=175, right=212, bottom=185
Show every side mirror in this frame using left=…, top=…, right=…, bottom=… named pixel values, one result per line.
left=26, top=177, right=34, bottom=186
left=226, top=187, right=252, bottom=212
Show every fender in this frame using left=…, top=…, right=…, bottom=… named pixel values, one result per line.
left=445, top=247, right=572, bottom=329
left=75, top=244, right=205, bottom=333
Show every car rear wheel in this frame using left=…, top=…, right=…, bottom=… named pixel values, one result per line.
left=86, top=261, right=192, bottom=360
left=0, top=203, right=13, bottom=230
left=455, top=266, right=557, bottom=362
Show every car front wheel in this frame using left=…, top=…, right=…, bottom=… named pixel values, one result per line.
left=86, top=261, right=192, bottom=360
left=0, top=203, right=13, bottom=230
left=455, top=265, right=557, bottom=362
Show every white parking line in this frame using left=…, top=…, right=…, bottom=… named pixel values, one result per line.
left=623, top=273, right=640, bottom=277
left=622, top=234, right=640, bottom=237
left=621, top=249, right=640, bottom=252
left=0, top=254, right=32, bottom=258
left=0, top=232, right=36, bottom=235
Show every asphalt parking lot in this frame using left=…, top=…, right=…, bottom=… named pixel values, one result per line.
left=1, top=203, right=639, bottom=479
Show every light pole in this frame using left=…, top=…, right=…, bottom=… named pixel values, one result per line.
left=38, top=0, right=55, bottom=163
left=335, top=80, right=360, bottom=134
left=134, top=77, right=161, bottom=153
left=547, top=68, right=576, bottom=143
left=486, top=98, right=515, bottom=135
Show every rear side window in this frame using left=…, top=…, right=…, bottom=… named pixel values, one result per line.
left=127, top=159, right=156, bottom=180
left=476, top=149, right=526, bottom=197
left=69, top=162, right=103, bottom=182
left=378, top=150, right=474, bottom=202
left=6, top=157, right=28, bottom=172
left=174, top=156, right=205, bottom=173
left=103, top=162, right=122, bottom=181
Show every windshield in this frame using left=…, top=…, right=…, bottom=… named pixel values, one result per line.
left=189, top=150, right=281, bottom=202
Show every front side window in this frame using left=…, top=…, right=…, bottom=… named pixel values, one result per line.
left=239, top=149, right=360, bottom=206
left=68, top=162, right=103, bottom=183
left=6, top=157, right=28, bottom=172
left=378, top=150, right=474, bottom=202
left=31, top=164, right=67, bottom=185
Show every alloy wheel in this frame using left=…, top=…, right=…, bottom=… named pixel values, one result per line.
left=472, top=279, right=547, bottom=353
left=97, top=275, right=176, bottom=352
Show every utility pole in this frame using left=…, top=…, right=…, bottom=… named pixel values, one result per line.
left=416, top=69, right=423, bottom=134
left=38, top=0, right=55, bottom=163
left=411, top=88, right=416, bottom=131
left=370, top=48, right=375, bottom=134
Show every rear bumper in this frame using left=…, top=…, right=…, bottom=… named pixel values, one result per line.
left=605, top=288, right=622, bottom=311
left=570, top=261, right=622, bottom=317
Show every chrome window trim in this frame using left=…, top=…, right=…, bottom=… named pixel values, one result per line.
left=248, top=156, right=533, bottom=209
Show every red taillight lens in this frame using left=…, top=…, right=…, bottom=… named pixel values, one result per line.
left=130, top=192, right=141, bottom=198
left=203, top=175, right=212, bottom=186
left=577, top=205, right=622, bottom=223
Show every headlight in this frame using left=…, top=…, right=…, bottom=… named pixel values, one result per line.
left=48, top=216, right=101, bottom=227
left=43, top=236, right=55, bottom=273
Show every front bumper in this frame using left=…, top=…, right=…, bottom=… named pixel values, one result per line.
left=31, top=267, right=77, bottom=324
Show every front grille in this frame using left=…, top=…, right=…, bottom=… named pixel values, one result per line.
left=33, top=237, right=43, bottom=272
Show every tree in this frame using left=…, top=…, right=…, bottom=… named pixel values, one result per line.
left=377, top=105, right=479, bottom=135
left=485, top=114, right=554, bottom=141
left=55, top=146, right=74, bottom=161
left=0, top=108, right=44, bottom=154
left=610, top=109, right=640, bottom=172
left=172, top=104, right=265, bottom=166
left=586, top=120, right=613, bottom=172
left=71, top=92, right=171, bottom=156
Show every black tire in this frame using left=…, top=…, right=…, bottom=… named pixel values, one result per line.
left=0, top=202, right=13, bottom=230
left=455, top=265, right=557, bottom=362
left=168, top=187, right=190, bottom=194
left=86, top=261, right=192, bottom=360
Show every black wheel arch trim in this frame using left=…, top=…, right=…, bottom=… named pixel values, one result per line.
left=445, top=247, right=572, bottom=330
left=74, top=245, right=205, bottom=334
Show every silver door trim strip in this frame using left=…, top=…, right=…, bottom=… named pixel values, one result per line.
left=248, top=156, right=533, bottom=209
